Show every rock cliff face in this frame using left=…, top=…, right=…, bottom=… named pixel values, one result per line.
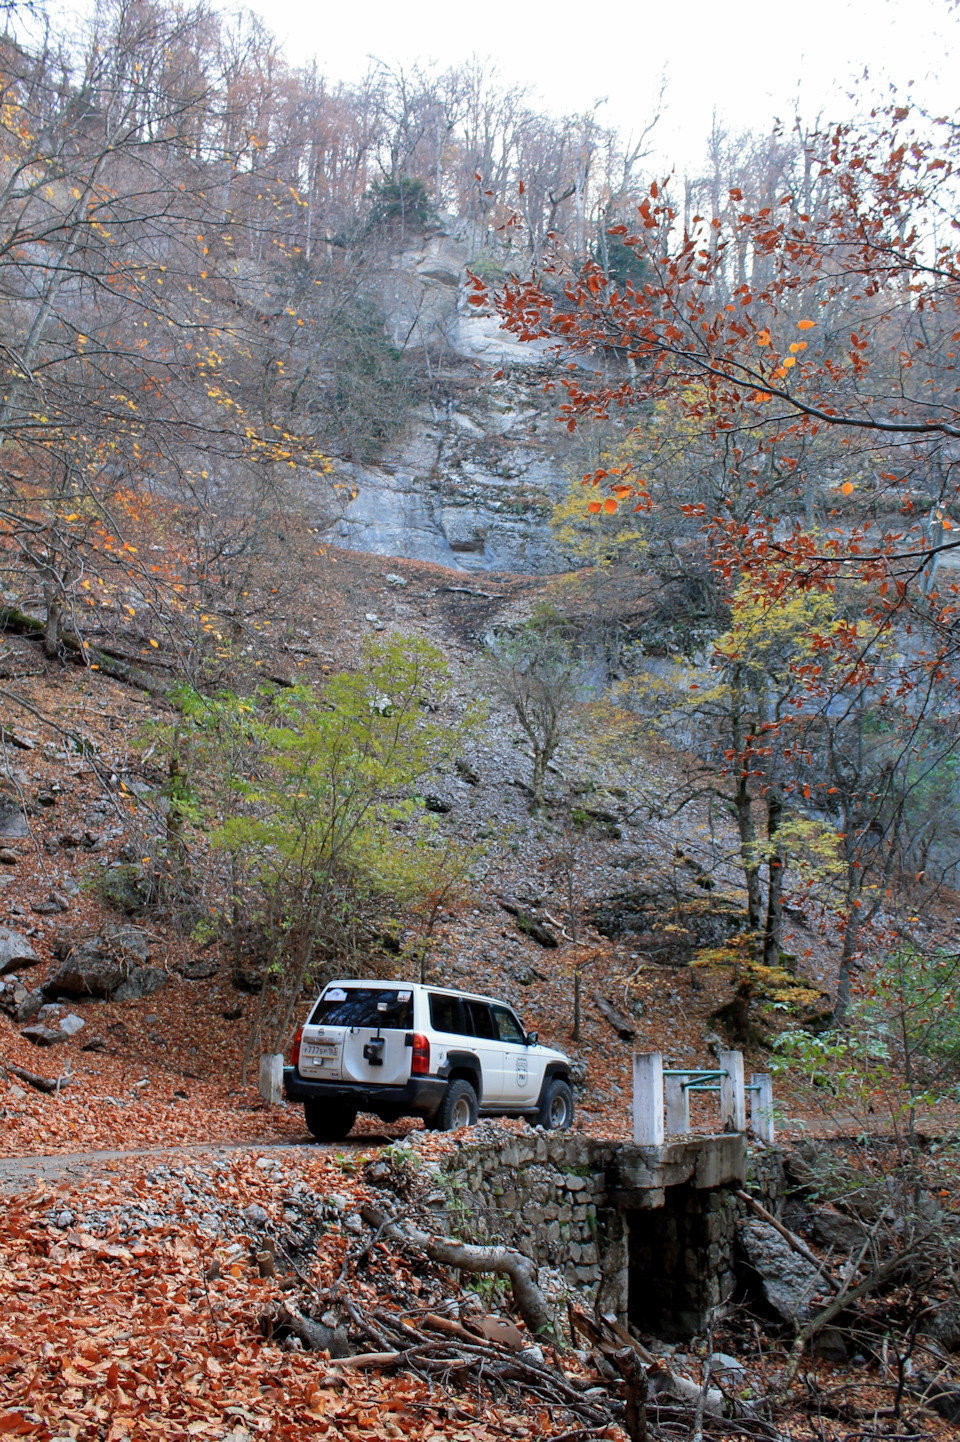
left=317, top=228, right=581, bottom=573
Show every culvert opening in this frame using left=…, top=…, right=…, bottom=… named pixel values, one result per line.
left=627, top=1183, right=732, bottom=1340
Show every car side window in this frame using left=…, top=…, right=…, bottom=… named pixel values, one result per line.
left=492, top=1005, right=526, bottom=1044
left=465, top=1000, right=496, bottom=1040
left=429, top=993, right=463, bottom=1034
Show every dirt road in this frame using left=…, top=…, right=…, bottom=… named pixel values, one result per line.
left=0, top=1133, right=396, bottom=1193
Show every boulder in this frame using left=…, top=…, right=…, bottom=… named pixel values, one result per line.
left=32, top=892, right=70, bottom=916
left=0, top=928, right=39, bottom=976
left=182, top=957, right=219, bottom=981
left=15, top=988, right=43, bottom=1023
left=43, top=925, right=167, bottom=1002
left=811, top=1206, right=863, bottom=1252
left=21, top=1024, right=66, bottom=1047
left=737, top=1218, right=822, bottom=1325
left=0, top=805, right=29, bottom=839
left=922, top=1301, right=960, bottom=1352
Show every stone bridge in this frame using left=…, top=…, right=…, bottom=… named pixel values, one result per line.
left=439, top=1127, right=779, bottom=1339
left=433, top=1051, right=782, bottom=1338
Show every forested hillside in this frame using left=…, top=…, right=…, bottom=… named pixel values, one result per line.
left=3, top=1, right=960, bottom=1438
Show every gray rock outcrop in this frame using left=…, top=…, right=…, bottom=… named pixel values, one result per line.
left=0, top=928, right=39, bottom=975
left=43, top=925, right=168, bottom=1002
left=316, top=224, right=602, bottom=573
left=737, top=1218, right=822, bottom=1325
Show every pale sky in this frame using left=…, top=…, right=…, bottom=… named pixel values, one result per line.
left=245, top=0, right=957, bottom=173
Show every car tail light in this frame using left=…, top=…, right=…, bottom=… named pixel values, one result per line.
left=410, top=1033, right=430, bottom=1076
left=291, top=1026, right=303, bottom=1069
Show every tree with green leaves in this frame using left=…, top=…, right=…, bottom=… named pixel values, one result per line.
left=148, top=638, right=474, bottom=1081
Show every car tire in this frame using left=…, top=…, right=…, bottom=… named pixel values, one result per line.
left=436, top=1078, right=479, bottom=1131
left=304, top=1101, right=357, bottom=1142
left=537, top=1079, right=574, bottom=1130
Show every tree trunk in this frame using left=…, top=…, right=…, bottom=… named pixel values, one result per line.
left=763, top=790, right=785, bottom=969
left=165, top=751, right=191, bottom=895
left=730, top=670, right=762, bottom=928
left=834, top=903, right=860, bottom=1025
left=530, top=749, right=546, bottom=813
left=573, top=965, right=581, bottom=1042
left=42, top=583, right=61, bottom=658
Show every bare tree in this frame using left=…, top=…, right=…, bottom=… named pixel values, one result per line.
left=485, top=611, right=580, bottom=813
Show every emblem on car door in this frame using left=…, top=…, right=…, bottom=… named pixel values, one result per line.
left=516, top=1055, right=528, bottom=1087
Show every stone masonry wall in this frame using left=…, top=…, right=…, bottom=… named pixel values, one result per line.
left=439, top=1129, right=625, bottom=1313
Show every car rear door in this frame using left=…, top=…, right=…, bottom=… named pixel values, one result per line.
left=301, top=986, right=413, bottom=1086
left=463, top=999, right=504, bottom=1106
left=492, top=1003, right=539, bottom=1106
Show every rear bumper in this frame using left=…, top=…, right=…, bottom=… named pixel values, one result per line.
left=284, top=1068, right=447, bottom=1117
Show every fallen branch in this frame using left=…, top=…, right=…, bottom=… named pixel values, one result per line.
left=591, top=993, right=636, bottom=1041
left=260, top=1299, right=350, bottom=1356
left=771, top=1243, right=921, bottom=1403
left=360, top=1203, right=554, bottom=1339
left=5, top=1062, right=71, bottom=1094
left=498, top=898, right=558, bottom=949
left=735, top=1191, right=840, bottom=1292
left=613, top=1346, right=648, bottom=1442
left=330, top=1350, right=402, bottom=1369
left=598, top=1314, right=724, bottom=1415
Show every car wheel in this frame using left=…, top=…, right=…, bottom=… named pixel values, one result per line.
left=304, top=1101, right=357, bottom=1142
left=537, top=1079, right=574, bottom=1130
left=437, top=1078, right=479, bottom=1131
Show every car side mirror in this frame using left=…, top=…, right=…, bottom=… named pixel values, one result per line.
left=526, top=1031, right=539, bottom=1047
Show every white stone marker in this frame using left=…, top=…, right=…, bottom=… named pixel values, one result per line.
left=632, top=1052, right=665, bottom=1146
left=750, top=1072, right=775, bottom=1144
left=719, top=1050, right=746, bottom=1133
left=258, top=1053, right=284, bottom=1107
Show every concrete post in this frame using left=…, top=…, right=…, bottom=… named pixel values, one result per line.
left=719, top=1050, right=746, bottom=1133
left=258, top=1053, right=284, bottom=1107
left=633, top=1052, right=665, bottom=1146
left=664, top=1074, right=690, bottom=1137
left=750, top=1072, right=775, bottom=1144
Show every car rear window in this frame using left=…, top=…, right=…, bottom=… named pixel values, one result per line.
left=429, top=993, right=463, bottom=1034
left=310, top=988, right=413, bottom=1029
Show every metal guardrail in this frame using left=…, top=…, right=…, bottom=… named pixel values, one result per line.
left=633, top=1051, right=774, bottom=1145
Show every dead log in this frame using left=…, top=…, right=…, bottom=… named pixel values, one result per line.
left=0, top=604, right=168, bottom=697
left=599, top=1314, right=724, bottom=1416
left=260, top=1300, right=351, bottom=1356
left=498, top=898, right=558, bottom=949
left=360, top=1203, right=554, bottom=1340
left=5, top=1062, right=71, bottom=1094
left=591, top=993, right=636, bottom=1040
left=613, top=1346, right=648, bottom=1442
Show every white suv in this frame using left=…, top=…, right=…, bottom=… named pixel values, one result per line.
left=284, top=980, right=575, bottom=1141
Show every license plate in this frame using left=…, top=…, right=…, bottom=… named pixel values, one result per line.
left=304, top=1042, right=338, bottom=1058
